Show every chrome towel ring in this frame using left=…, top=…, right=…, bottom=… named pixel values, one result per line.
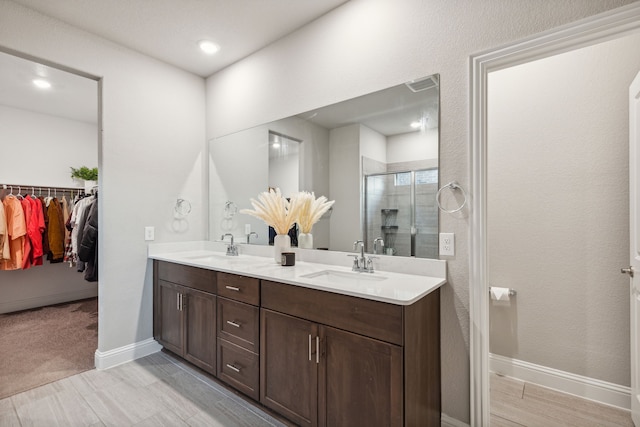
left=436, top=181, right=468, bottom=213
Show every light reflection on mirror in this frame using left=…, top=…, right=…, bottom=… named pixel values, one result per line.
left=209, top=74, right=439, bottom=258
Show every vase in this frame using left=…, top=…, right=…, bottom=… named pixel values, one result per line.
left=273, top=234, right=291, bottom=263
left=298, top=232, right=313, bottom=249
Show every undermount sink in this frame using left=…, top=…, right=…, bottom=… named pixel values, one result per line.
left=301, top=270, right=387, bottom=284
left=183, top=253, right=232, bottom=262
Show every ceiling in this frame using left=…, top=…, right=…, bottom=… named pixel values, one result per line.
left=9, top=0, right=350, bottom=78
left=0, top=50, right=98, bottom=123
left=1, top=0, right=349, bottom=124
left=297, top=75, right=440, bottom=136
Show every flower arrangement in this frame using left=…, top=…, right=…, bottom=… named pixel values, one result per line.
left=296, top=191, right=335, bottom=234
left=240, top=188, right=302, bottom=235
left=240, top=188, right=334, bottom=235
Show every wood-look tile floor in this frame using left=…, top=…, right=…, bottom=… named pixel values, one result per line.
left=0, top=351, right=287, bottom=427
left=490, top=373, right=634, bottom=427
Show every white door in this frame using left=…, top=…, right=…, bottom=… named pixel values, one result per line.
left=629, top=70, right=640, bottom=426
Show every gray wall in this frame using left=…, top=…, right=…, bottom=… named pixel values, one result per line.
left=488, top=32, right=640, bottom=386
left=205, top=0, right=636, bottom=422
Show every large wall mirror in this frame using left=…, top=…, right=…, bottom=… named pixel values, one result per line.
left=209, top=73, right=440, bottom=258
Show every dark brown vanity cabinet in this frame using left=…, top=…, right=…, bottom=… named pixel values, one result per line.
left=260, top=280, right=440, bottom=427
left=216, top=272, right=261, bottom=400
left=154, top=261, right=441, bottom=426
left=153, top=261, right=217, bottom=375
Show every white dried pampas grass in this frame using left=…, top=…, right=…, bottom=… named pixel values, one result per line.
left=296, top=191, right=335, bottom=234
left=240, top=188, right=303, bottom=235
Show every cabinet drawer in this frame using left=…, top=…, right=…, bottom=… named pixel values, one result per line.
left=217, top=297, right=259, bottom=353
left=217, top=272, right=260, bottom=305
left=261, top=280, right=403, bottom=345
left=156, top=261, right=216, bottom=293
left=217, top=338, right=259, bottom=401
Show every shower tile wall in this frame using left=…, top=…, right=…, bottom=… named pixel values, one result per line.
left=415, top=182, right=438, bottom=258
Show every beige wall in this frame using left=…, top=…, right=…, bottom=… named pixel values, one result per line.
left=205, top=0, right=637, bottom=422
left=488, top=32, right=640, bottom=386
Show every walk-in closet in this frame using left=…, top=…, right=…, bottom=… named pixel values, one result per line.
left=0, top=49, right=100, bottom=398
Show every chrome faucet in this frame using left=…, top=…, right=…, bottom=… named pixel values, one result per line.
left=221, top=233, right=238, bottom=256
left=373, top=237, right=385, bottom=255
left=246, top=231, right=258, bottom=244
left=349, top=240, right=375, bottom=273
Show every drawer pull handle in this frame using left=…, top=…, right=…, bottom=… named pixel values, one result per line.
left=226, top=320, right=241, bottom=328
left=316, top=336, right=320, bottom=364
left=226, top=363, right=241, bottom=373
left=225, top=285, right=240, bottom=292
left=309, top=334, right=312, bottom=361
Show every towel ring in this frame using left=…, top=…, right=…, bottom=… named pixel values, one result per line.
left=436, top=181, right=468, bottom=214
left=174, top=198, right=192, bottom=218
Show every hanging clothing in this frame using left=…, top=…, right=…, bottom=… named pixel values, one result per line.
left=0, top=195, right=27, bottom=271
left=29, top=196, right=45, bottom=266
left=70, top=196, right=93, bottom=272
left=61, top=195, right=70, bottom=242
left=19, top=197, right=33, bottom=270
left=78, top=196, right=98, bottom=282
left=47, top=198, right=65, bottom=262
left=0, top=201, right=9, bottom=261
left=39, top=196, right=50, bottom=257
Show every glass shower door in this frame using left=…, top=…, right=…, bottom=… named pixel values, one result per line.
left=364, top=168, right=438, bottom=258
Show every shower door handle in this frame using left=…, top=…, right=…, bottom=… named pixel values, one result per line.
left=410, top=226, right=417, bottom=256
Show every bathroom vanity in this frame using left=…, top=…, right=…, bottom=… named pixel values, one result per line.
left=150, top=244, right=445, bottom=426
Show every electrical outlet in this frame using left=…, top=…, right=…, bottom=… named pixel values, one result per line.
left=439, top=232, right=454, bottom=256
left=145, top=226, right=155, bottom=241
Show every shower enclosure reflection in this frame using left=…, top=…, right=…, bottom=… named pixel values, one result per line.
left=364, top=167, right=438, bottom=258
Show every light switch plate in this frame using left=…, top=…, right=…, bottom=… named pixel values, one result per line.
left=145, top=226, right=155, bottom=241
left=439, top=232, right=454, bottom=256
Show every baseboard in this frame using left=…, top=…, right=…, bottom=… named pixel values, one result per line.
left=0, top=288, right=98, bottom=314
left=94, top=338, right=162, bottom=370
left=441, top=413, right=470, bottom=427
left=490, top=353, right=631, bottom=410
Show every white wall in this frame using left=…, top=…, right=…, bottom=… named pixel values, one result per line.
left=387, top=128, right=438, bottom=164
left=0, top=105, right=97, bottom=188
left=0, top=0, right=206, bottom=357
left=359, top=124, right=386, bottom=163
left=210, top=116, right=331, bottom=247
left=329, top=124, right=360, bottom=252
left=488, top=32, right=640, bottom=387
left=204, top=0, right=635, bottom=422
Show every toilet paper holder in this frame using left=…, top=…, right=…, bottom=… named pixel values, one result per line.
left=488, top=287, right=517, bottom=296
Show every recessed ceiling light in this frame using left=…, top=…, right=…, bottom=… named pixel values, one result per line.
left=272, top=142, right=281, bottom=149
left=410, top=121, right=422, bottom=129
left=198, top=40, right=220, bottom=55
left=33, top=79, right=51, bottom=89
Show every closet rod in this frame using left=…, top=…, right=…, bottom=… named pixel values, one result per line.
left=1, top=183, right=86, bottom=196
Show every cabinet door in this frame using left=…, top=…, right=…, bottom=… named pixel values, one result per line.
left=157, top=280, right=184, bottom=355
left=319, top=326, right=403, bottom=427
left=184, top=288, right=216, bottom=374
left=261, top=309, right=318, bottom=427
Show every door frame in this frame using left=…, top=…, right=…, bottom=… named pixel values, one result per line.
left=469, top=3, right=640, bottom=425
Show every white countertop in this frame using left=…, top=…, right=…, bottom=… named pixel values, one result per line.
left=148, top=242, right=446, bottom=306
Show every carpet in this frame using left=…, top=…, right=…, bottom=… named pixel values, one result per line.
left=0, top=298, right=98, bottom=399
